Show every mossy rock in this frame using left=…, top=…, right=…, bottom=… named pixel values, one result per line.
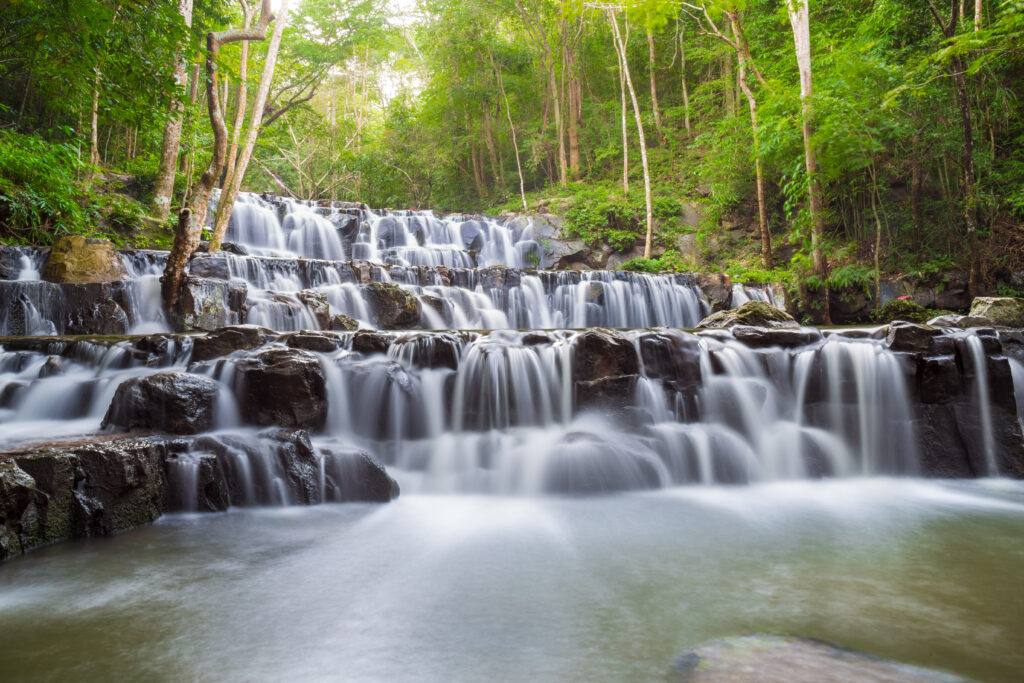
left=871, top=299, right=931, bottom=324
left=41, top=235, right=127, bottom=284
left=697, top=301, right=798, bottom=329
left=364, top=282, right=421, bottom=329
left=969, top=297, right=1024, bottom=328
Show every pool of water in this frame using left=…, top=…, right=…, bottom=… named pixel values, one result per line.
left=1, top=478, right=1023, bottom=682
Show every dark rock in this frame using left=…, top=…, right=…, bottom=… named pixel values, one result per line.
left=572, top=329, right=639, bottom=382
left=221, top=241, right=248, bottom=256
left=886, top=322, right=938, bottom=352
left=350, top=259, right=374, bottom=284
left=237, top=348, right=327, bottom=429
left=38, top=355, right=65, bottom=378
left=731, top=325, right=822, bottom=349
left=575, top=374, right=637, bottom=415
left=173, top=277, right=234, bottom=331
left=102, top=371, right=219, bottom=435
left=320, top=447, right=400, bottom=502
left=227, top=280, right=247, bottom=315
left=191, top=324, right=271, bottom=362
left=695, top=273, right=732, bottom=312
left=669, top=634, right=954, bottom=683
left=329, top=314, right=359, bottom=331
left=164, top=451, right=230, bottom=512
left=698, top=301, right=797, bottom=329
left=364, top=282, right=421, bottom=329
left=283, top=331, right=341, bottom=353
left=917, top=356, right=961, bottom=404
left=296, top=289, right=330, bottom=329
left=351, top=330, right=395, bottom=355
left=188, top=253, right=229, bottom=280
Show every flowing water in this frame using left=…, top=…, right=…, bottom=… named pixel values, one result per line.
left=2, top=194, right=1024, bottom=680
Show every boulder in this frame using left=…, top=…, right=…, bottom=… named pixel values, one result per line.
left=173, top=277, right=235, bottom=331
left=41, top=236, right=127, bottom=284
left=188, top=253, right=230, bottom=280
left=731, top=325, right=822, bottom=349
left=364, top=282, right=421, bottom=329
left=350, top=259, right=375, bottom=284
left=572, top=328, right=639, bottom=382
left=329, top=313, right=359, bottom=331
left=238, top=348, right=327, bottom=429
left=698, top=301, right=797, bottom=329
left=916, top=355, right=961, bottom=404
left=191, top=324, right=271, bottom=362
left=968, top=297, right=1024, bottom=328
left=320, top=447, right=401, bottom=502
left=283, top=331, right=342, bottom=353
left=886, top=322, right=939, bottom=353
left=695, top=273, right=733, bottom=313
left=0, top=460, right=43, bottom=560
left=297, top=289, right=331, bottom=329
left=102, top=371, right=220, bottom=435
left=669, top=635, right=953, bottom=683
left=351, top=330, right=396, bottom=355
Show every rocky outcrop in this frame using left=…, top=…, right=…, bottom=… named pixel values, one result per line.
left=695, top=273, right=732, bottom=312
left=0, top=437, right=168, bottom=561
left=283, top=330, right=342, bottom=353
left=42, top=236, right=127, bottom=284
left=102, top=372, right=220, bottom=435
left=698, top=301, right=798, bottom=329
left=297, top=289, right=331, bottom=329
left=364, top=282, right=421, bottom=329
left=669, top=635, right=951, bottom=683
left=191, top=324, right=272, bottom=362
left=172, top=277, right=242, bottom=331
left=573, top=329, right=640, bottom=415
left=237, top=348, right=328, bottom=429
left=320, top=446, right=401, bottom=502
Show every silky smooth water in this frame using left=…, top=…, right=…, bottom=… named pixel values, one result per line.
left=1, top=479, right=1022, bottom=682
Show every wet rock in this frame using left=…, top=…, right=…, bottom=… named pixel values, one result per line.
left=173, top=277, right=234, bottom=331
left=364, top=282, right=421, bottom=329
left=575, top=374, right=638, bottom=416
left=351, top=330, right=395, bottom=355
left=102, top=371, right=219, bottom=435
left=191, top=324, right=271, bottom=362
left=572, top=329, right=639, bottom=382
left=638, top=329, right=702, bottom=395
left=731, top=325, right=822, bottom=349
left=969, top=297, right=1024, bottom=327
left=320, top=447, right=400, bottom=502
left=917, top=356, right=961, bottom=404
left=227, top=279, right=248, bottom=315
left=297, top=289, right=330, bottom=329
left=886, top=322, right=939, bottom=352
left=350, top=259, right=374, bottom=284
left=695, top=273, right=732, bottom=312
left=238, top=348, right=327, bottom=429
left=188, top=253, right=229, bottom=280
left=669, top=634, right=954, bottom=683
left=42, top=236, right=127, bottom=284
left=330, top=314, right=359, bottom=331
left=165, top=451, right=230, bottom=513
left=698, top=301, right=797, bottom=329
left=38, top=355, right=65, bottom=378
left=283, top=331, right=341, bottom=353
left=0, top=460, right=43, bottom=560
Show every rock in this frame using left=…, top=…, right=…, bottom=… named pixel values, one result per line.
left=102, top=371, right=220, bottom=435
left=695, top=273, right=733, bottom=313
left=351, top=330, right=396, bottom=355
left=329, top=314, right=359, bottom=331
left=968, top=297, right=1024, bottom=327
left=165, top=451, right=230, bottom=512
left=731, top=325, right=822, bottom=349
left=350, top=259, right=375, bottom=284
left=320, top=447, right=401, bottom=502
left=669, top=635, right=955, bottom=683
left=698, top=301, right=798, bottom=329
left=188, top=253, right=229, bottom=280
left=238, top=348, right=327, bottom=429
left=191, top=324, right=271, bottom=362
left=0, top=460, right=43, bottom=560
left=283, top=331, right=341, bottom=353
left=38, top=355, right=65, bottom=378
left=173, top=277, right=234, bottom=331
left=886, top=322, right=939, bottom=352
left=364, top=282, right=421, bottom=329
left=41, top=236, right=127, bottom=284
left=297, top=289, right=331, bottom=329
left=572, top=329, right=639, bottom=382
left=917, top=356, right=961, bottom=404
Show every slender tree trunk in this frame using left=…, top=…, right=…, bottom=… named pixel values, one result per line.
left=152, top=0, right=195, bottom=219
left=162, top=0, right=276, bottom=310
left=88, top=69, right=101, bottom=179
left=679, top=26, right=691, bottom=134
left=910, top=128, right=924, bottom=248
left=482, top=106, right=502, bottom=185
left=729, top=14, right=772, bottom=268
left=209, top=2, right=291, bottom=252
left=609, top=11, right=653, bottom=259
left=869, top=165, right=883, bottom=309
left=615, top=39, right=629, bottom=193
left=722, top=51, right=735, bottom=117
left=491, top=53, right=528, bottom=213
left=952, top=56, right=981, bottom=294
left=470, top=142, right=486, bottom=198
left=179, top=59, right=202, bottom=173
left=974, top=0, right=982, bottom=31
left=647, top=31, right=664, bottom=142
left=786, top=0, right=830, bottom=323
left=549, top=64, right=568, bottom=185
left=567, top=47, right=581, bottom=177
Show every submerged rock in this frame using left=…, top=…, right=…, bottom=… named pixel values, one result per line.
left=697, top=301, right=798, bottom=329
left=968, top=297, right=1024, bottom=328
left=669, top=635, right=959, bottom=683
left=42, top=236, right=127, bottom=284
left=103, top=371, right=220, bottom=435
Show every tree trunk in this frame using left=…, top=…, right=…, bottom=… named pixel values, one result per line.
left=567, top=47, right=581, bottom=178
left=910, top=128, right=924, bottom=248
left=974, top=0, right=982, bottom=31
left=609, top=12, right=653, bottom=259
left=729, top=13, right=772, bottom=269
left=549, top=64, right=567, bottom=185
left=952, top=55, right=981, bottom=295
left=722, top=51, right=735, bottom=117
left=786, top=0, right=830, bottom=323
left=870, top=166, right=883, bottom=309
left=152, top=0, right=195, bottom=219
left=161, top=0, right=276, bottom=310
left=179, top=58, right=202, bottom=174
left=482, top=106, right=502, bottom=186
left=209, top=2, right=291, bottom=252
left=679, top=26, right=691, bottom=134
left=491, top=53, right=528, bottom=213
left=615, top=38, right=629, bottom=193
left=647, top=31, right=664, bottom=142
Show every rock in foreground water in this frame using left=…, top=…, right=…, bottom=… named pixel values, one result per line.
left=698, top=301, right=798, bottom=329
left=669, top=635, right=961, bottom=682
left=103, top=371, right=219, bottom=435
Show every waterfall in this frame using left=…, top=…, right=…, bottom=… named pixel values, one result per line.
left=965, top=335, right=998, bottom=475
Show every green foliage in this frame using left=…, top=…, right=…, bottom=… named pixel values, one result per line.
left=827, top=263, right=877, bottom=292
left=870, top=298, right=938, bottom=324
left=620, top=250, right=688, bottom=273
